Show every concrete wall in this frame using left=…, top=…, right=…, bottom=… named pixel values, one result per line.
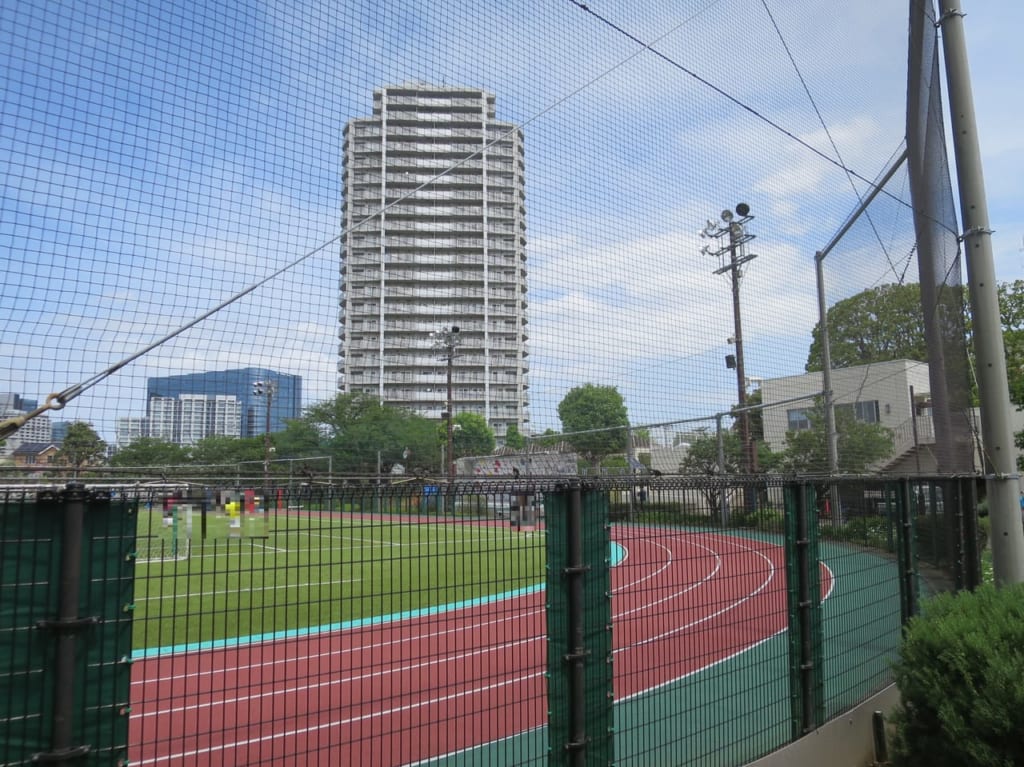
left=746, top=685, right=899, bottom=767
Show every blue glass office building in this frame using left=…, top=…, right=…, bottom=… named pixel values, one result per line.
left=147, top=368, right=302, bottom=437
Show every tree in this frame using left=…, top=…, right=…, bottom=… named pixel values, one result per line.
left=109, top=437, right=190, bottom=469
left=190, top=435, right=265, bottom=473
left=998, top=280, right=1024, bottom=408
left=806, top=283, right=927, bottom=371
left=780, top=401, right=893, bottom=474
left=504, top=423, right=525, bottom=450
left=445, top=412, right=495, bottom=459
left=535, top=428, right=563, bottom=448
left=55, top=421, right=106, bottom=476
left=302, top=394, right=438, bottom=474
left=273, top=419, right=325, bottom=460
left=557, top=384, right=629, bottom=469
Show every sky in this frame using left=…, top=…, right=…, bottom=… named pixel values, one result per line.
left=1, top=0, right=1021, bottom=442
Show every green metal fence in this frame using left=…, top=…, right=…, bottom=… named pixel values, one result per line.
left=0, top=485, right=136, bottom=766
left=0, top=475, right=981, bottom=766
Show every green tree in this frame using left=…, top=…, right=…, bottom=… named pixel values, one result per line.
left=781, top=401, right=893, bottom=474
left=109, top=437, right=190, bottom=469
left=998, top=280, right=1024, bottom=408
left=806, top=283, right=927, bottom=371
left=273, top=419, right=325, bottom=460
left=504, top=423, right=525, bottom=450
left=303, top=394, right=438, bottom=474
left=443, top=412, right=495, bottom=459
left=557, top=384, right=629, bottom=469
left=54, top=421, right=106, bottom=476
left=535, top=428, right=563, bottom=448
left=190, top=435, right=266, bottom=473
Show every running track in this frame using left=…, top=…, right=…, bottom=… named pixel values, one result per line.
left=128, top=525, right=831, bottom=766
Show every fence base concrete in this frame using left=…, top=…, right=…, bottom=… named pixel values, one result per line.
left=745, top=685, right=900, bottom=767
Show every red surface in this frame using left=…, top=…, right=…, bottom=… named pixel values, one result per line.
left=128, top=526, right=830, bottom=766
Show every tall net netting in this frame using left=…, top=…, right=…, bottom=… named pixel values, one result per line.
left=0, top=1, right=971, bottom=478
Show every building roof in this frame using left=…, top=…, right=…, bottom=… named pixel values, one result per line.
left=12, top=442, right=59, bottom=456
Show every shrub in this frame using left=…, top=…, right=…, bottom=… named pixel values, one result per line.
left=728, top=507, right=782, bottom=530
left=891, top=584, right=1024, bottom=766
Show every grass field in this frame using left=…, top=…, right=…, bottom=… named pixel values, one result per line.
left=131, top=507, right=546, bottom=652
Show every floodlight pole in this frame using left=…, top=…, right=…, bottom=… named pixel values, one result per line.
left=727, top=224, right=753, bottom=484
left=702, top=205, right=758, bottom=514
left=253, top=378, right=277, bottom=505
left=939, top=0, right=1024, bottom=584
left=433, top=326, right=461, bottom=485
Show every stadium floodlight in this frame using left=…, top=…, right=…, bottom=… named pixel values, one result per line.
left=720, top=209, right=734, bottom=223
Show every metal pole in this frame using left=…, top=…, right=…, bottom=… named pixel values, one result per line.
left=730, top=227, right=755, bottom=515
left=716, top=414, right=729, bottom=526
left=53, top=485, right=86, bottom=752
left=446, top=345, right=454, bottom=482
left=567, top=484, right=587, bottom=767
left=910, top=386, right=923, bottom=475
left=814, top=252, right=839, bottom=475
left=939, top=0, right=1024, bottom=584
left=264, top=386, right=272, bottom=500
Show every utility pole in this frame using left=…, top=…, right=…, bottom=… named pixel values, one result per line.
left=702, top=204, right=758, bottom=514
left=938, top=0, right=1024, bottom=584
left=253, top=377, right=277, bottom=507
left=432, top=326, right=461, bottom=483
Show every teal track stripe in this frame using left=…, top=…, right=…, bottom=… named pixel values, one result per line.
left=134, top=540, right=625, bottom=659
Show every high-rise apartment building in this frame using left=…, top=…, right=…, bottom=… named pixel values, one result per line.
left=338, top=84, right=529, bottom=442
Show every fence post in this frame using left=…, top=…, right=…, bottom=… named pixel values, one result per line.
left=895, top=479, right=920, bottom=623
left=35, top=483, right=95, bottom=761
left=546, top=481, right=613, bottom=766
left=949, top=477, right=981, bottom=591
left=784, top=480, right=824, bottom=738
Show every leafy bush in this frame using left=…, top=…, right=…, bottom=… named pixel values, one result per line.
left=819, top=515, right=892, bottom=550
left=891, top=584, right=1024, bottom=766
left=728, top=507, right=782, bottom=530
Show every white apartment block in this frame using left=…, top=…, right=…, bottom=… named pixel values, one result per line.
left=338, top=84, right=529, bottom=442
left=115, top=417, right=147, bottom=448
left=143, top=394, right=242, bottom=445
left=209, top=395, right=243, bottom=439
left=147, top=397, right=178, bottom=442
left=0, top=409, right=51, bottom=456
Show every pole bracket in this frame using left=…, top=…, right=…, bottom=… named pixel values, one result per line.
left=31, top=745, right=92, bottom=762
left=36, top=616, right=100, bottom=634
left=934, top=9, right=965, bottom=28
left=958, top=226, right=993, bottom=241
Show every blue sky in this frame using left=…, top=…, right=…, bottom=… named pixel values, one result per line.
left=1, top=0, right=1021, bottom=441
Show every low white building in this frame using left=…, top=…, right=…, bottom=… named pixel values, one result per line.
left=760, top=359, right=1024, bottom=474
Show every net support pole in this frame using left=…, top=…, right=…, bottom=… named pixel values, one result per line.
left=34, top=483, right=95, bottom=762
left=938, top=0, right=1024, bottom=584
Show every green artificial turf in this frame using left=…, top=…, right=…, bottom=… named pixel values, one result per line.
left=131, top=508, right=545, bottom=652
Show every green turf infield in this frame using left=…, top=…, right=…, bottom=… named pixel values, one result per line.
left=131, top=508, right=546, bottom=652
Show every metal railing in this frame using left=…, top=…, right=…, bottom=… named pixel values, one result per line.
left=0, top=474, right=981, bottom=766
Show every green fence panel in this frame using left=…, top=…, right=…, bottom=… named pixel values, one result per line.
left=0, top=487, right=137, bottom=765
left=547, top=483, right=613, bottom=766
left=783, top=482, right=825, bottom=739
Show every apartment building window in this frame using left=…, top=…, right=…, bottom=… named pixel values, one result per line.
left=787, top=409, right=811, bottom=432
left=837, top=400, right=880, bottom=424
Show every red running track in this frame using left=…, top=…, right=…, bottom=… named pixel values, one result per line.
left=128, top=526, right=830, bottom=766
